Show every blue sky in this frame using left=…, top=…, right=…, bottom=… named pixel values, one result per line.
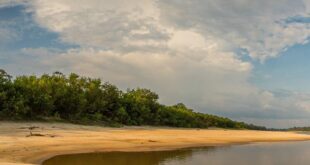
left=252, top=43, right=310, bottom=93
left=2, top=0, right=310, bottom=128
left=0, top=5, right=74, bottom=51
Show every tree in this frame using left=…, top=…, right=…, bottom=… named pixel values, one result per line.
left=0, top=69, right=12, bottom=116
left=122, top=88, right=159, bottom=125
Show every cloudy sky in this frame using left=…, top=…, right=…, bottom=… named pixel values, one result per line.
left=2, top=0, right=310, bottom=128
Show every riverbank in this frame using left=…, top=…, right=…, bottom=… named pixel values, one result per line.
left=1, top=122, right=310, bottom=165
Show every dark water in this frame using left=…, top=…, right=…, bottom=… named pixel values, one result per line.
left=43, top=141, right=310, bottom=165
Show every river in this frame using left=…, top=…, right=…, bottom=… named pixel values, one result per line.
left=43, top=141, right=310, bottom=165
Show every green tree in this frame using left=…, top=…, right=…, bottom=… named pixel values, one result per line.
left=122, top=88, right=159, bottom=125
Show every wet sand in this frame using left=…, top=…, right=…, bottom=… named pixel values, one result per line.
left=0, top=122, right=309, bottom=165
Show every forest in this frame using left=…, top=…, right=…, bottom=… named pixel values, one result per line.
left=0, top=69, right=266, bottom=130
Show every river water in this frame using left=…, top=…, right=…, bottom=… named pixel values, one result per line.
left=43, top=141, right=310, bottom=165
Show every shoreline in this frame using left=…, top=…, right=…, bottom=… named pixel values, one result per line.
left=37, top=140, right=310, bottom=165
left=1, top=122, right=310, bottom=165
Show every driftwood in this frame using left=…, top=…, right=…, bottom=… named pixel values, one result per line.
left=21, top=126, right=56, bottom=138
left=26, top=133, right=56, bottom=138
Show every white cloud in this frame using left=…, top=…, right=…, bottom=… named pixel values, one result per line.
left=26, top=0, right=310, bottom=60
left=158, top=0, right=310, bottom=61
left=26, top=0, right=170, bottom=53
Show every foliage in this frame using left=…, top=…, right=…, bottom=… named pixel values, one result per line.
left=0, top=70, right=266, bottom=130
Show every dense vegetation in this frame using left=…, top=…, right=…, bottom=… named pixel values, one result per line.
left=0, top=69, right=266, bottom=130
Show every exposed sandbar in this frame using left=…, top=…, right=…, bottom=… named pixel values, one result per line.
left=0, top=122, right=309, bottom=165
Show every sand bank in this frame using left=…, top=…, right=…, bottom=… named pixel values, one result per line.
left=0, top=122, right=309, bottom=165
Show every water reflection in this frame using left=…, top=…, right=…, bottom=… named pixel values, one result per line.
left=43, top=147, right=217, bottom=165
left=43, top=141, right=310, bottom=165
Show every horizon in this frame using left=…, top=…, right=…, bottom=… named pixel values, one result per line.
left=2, top=0, right=310, bottom=128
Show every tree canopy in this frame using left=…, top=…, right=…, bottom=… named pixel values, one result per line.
left=0, top=70, right=266, bottom=130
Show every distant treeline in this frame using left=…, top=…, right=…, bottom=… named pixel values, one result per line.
left=0, top=69, right=266, bottom=130
left=288, top=127, right=310, bottom=131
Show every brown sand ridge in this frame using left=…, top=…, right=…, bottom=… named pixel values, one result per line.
left=1, top=122, right=310, bottom=165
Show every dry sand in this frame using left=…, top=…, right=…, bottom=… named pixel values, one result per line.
left=0, top=122, right=310, bottom=165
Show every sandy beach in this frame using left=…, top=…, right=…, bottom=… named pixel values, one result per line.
left=1, top=122, right=310, bottom=165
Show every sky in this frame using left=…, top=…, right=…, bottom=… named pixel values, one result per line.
left=2, top=1, right=310, bottom=128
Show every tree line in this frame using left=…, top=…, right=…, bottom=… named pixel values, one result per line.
left=0, top=69, right=266, bottom=130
